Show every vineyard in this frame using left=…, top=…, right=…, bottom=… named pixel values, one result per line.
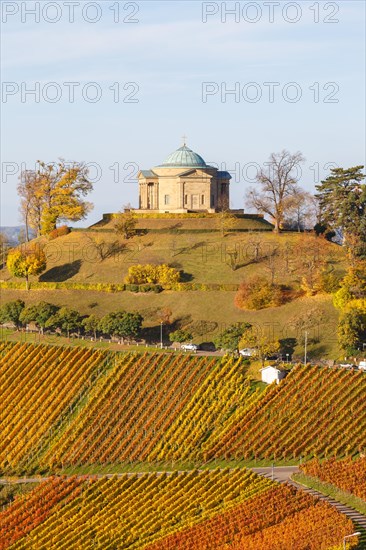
left=300, top=457, right=366, bottom=501
left=1, top=342, right=365, bottom=548
left=0, top=342, right=109, bottom=471
left=1, top=342, right=366, bottom=474
left=206, top=364, right=366, bottom=461
left=0, top=471, right=358, bottom=549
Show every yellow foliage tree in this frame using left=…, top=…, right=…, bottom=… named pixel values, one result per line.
left=18, top=161, right=93, bottom=236
left=239, top=326, right=280, bottom=365
left=6, top=245, right=46, bottom=290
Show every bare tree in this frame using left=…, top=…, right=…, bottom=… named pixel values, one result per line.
left=17, top=170, right=43, bottom=239
left=284, top=190, right=314, bottom=231
left=85, top=235, right=126, bottom=262
left=246, top=150, right=305, bottom=232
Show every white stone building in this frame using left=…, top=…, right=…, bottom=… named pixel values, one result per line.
left=137, top=143, right=231, bottom=213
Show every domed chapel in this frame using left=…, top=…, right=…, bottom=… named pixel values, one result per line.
left=137, top=141, right=232, bottom=213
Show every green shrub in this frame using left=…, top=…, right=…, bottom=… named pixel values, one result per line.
left=169, top=329, right=193, bottom=343
left=315, top=270, right=341, bottom=294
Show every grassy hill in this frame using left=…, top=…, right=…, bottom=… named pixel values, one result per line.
left=0, top=215, right=346, bottom=359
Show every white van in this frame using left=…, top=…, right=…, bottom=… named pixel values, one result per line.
left=359, top=361, right=366, bottom=371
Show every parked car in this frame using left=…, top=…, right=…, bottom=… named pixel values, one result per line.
left=359, top=361, right=366, bottom=371
left=239, top=348, right=256, bottom=357
left=181, top=343, right=199, bottom=352
left=339, top=363, right=357, bottom=370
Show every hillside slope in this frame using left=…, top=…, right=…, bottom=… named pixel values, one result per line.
left=1, top=471, right=356, bottom=550
left=1, top=223, right=345, bottom=358
left=1, top=344, right=365, bottom=475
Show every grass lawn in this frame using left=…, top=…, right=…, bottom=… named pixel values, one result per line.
left=0, top=290, right=340, bottom=360
left=1, top=229, right=345, bottom=287
left=46, top=457, right=301, bottom=477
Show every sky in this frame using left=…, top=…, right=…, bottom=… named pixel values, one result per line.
left=1, top=0, right=365, bottom=226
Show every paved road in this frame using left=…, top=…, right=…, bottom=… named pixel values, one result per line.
left=251, top=466, right=299, bottom=483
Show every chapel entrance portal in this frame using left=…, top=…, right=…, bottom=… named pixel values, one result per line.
left=191, top=194, right=199, bottom=210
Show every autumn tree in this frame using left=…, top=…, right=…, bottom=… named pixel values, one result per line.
left=291, top=235, right=332, bottom=296
left=333, top=262, right=366, bottom=353
left=247, top=233, right=265, bottom=263
left=246, top=150, right=305, bottom=232
left=216, top=209, right=238, bottom=237
left=125, top=264, right=181, bottom=285
left=289, top=306, right=326, bottom=345
left=235, top=276, right=284, bottom=310
left=6, top=244, right=46, bottom=290
left=114, top=208, right=138, bottom=239
left=283, top=190, right=314, bottom=231
left=85, top=235, right=125, bottom=262
left=239, top=326, right=280, bottom=365
left=157, top=307, right=173, bottom=325
left=18, top=161, right=93, bottom=236
left=315, top=166, right=366, bottom=259
left=0, top=232, right=10, bottom=268
left=17, top=170, right=43, bottom=239
left=333, top=263, right=366, bottom=310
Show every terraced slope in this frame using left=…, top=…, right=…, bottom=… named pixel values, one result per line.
left=207, top=365, right=366, bottom=461
left=1, top=344, right=366, bottom=474
left=0, top=343, right=108, bottom=471
left=301, top=457, right=366, bottom=501
left=0, top=471, right=357, bottom=550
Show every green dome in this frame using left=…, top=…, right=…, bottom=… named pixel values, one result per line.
left=160, top=145, right=207, bottom=168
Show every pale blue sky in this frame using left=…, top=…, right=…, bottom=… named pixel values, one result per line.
left=1, top=0, right=365, bottom=226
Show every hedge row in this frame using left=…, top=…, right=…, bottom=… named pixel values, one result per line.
left=0, top=281, right=240, bottom=293
left=71, top=228, right=273, bottom=234
left=101, top=212, right=265, bottom=220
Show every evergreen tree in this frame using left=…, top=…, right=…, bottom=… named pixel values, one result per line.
left=315, top=166, right=366, bottom=258
left=214, top=323, right=251, bottom=352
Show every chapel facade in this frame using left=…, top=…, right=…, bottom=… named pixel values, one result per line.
left=137, top=143, right=232, bottom=213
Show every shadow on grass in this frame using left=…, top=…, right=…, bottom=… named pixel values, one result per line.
left=39, top=260, right=82, bottom=282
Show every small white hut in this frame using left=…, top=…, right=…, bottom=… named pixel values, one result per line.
left=260, top=366, right=287, bottom=385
